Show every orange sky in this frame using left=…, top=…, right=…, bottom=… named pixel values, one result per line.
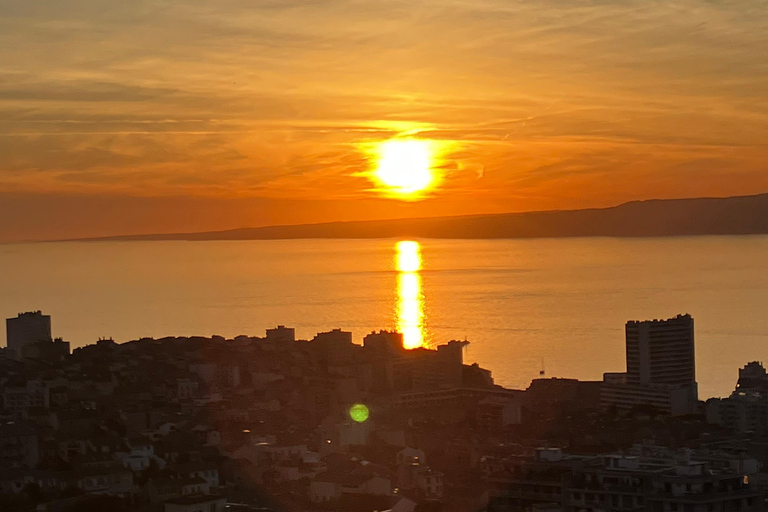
left=2, top=0, right=768, bottom=241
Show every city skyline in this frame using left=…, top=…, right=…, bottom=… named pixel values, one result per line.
left=0, top=308, right=730, bottom=402
left=3, top=304, right=767, bottom=511
left=0, top=307, right=735, bottom=406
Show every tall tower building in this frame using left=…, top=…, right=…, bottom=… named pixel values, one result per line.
left=6, top=311, right=52, bottom=360
left=625, top=314, right=696, bottom=387
left=602, top=314, right=698, bottom=416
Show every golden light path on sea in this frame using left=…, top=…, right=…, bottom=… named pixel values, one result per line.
left=395, top=240, right=425, bottom=349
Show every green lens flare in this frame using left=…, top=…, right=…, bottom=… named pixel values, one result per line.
left=349, top=403, right=370, bottom=423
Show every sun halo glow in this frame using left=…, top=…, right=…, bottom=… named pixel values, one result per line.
left=374, top=139, right=435, bottom=198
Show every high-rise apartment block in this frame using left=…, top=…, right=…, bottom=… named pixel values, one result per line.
left=6, top=311, right=52, bottom=360
left=626, top=314, right=696, bottom=386
left=5, top=311, right=69, bottom=361
left=602, top=314, right=699, bottom=416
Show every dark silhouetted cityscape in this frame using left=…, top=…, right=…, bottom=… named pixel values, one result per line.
left=2, top=311, right=767, bottom=512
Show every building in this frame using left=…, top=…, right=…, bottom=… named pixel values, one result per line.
left=476, top=396, right=523, bottom=431
left=265, top=325, right=295, bottom=343
left=707, top=361, right=768, bottom=435
left=736, top=361, right=768, bottom=391
left=359, top=331, right=469, bottom=394
left=20, top=337, right=70, bottom=362
left=601, top=380, right=699, bottom=416
left=167, top=461, right=220, bottom=489
left=309, top=466, right=391, bottom=503
left=313, top=328, right=353, bottom=347
left=486, top=446, right=762, bottom=512
left=3, top=380, right=50, bottom=412
left=76, top=465, right=134, bottom=496
left=176, top=379, right=199, bottom=400
left=6, top=311, right=52, bottom=360
left=397, top=447, right=426, bottom=466
left=312, top=328, right=356, bottom=365
left=523, top=377, right=602, bottom=415
left=394, top=386, right=519, bottom=409
left=0, top=421, right=41, bottom=468
left=363, top=330, right=404, bottom=356
left=568, top=450, right=761, bottom=512
left=486, top=448, right=586, bottom=512
left=626, top=314, right=696, bottom=386
left=392, top=340, right=467, bottom=391
left=395, top=452, right=444, bottom=499
left=163, top=494, right=227, bottom=512
left=188, top=363, right=240, bottom=390
left=151, top=475, right=210, bottom=501
left=414, top=467, right=444, bottom=498
left=602, top=314, right=699, bottom=415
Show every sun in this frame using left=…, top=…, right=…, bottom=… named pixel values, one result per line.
left=374, top=139, right=435, bottom=198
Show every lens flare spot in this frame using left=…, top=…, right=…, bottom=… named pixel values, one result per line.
left=349, top=403, right=370, bottom=423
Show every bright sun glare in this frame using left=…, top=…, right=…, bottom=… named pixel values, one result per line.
left=374, top=139, right=434, bottom=197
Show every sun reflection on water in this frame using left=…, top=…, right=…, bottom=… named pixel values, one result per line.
left=395, top=241, right=425, bottom=349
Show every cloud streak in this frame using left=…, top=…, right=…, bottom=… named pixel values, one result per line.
left=1, top=0, right=768, bottom=238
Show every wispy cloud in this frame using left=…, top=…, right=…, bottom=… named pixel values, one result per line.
left=1, top=0, right=768, bottom=238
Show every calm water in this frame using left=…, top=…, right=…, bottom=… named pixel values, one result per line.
left=2, top=236, right=768, bottom=399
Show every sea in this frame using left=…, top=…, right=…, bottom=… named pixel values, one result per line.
left=2, top=236, right=768, bottom=399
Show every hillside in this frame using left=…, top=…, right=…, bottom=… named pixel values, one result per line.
left=78, top=193, right=768, bottom=241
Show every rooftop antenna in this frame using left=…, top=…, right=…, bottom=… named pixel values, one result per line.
left=540, top=358, right=546, bottom=377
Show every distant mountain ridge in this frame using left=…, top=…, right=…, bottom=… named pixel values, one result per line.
left=77, top=193, right=768, bottom=241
